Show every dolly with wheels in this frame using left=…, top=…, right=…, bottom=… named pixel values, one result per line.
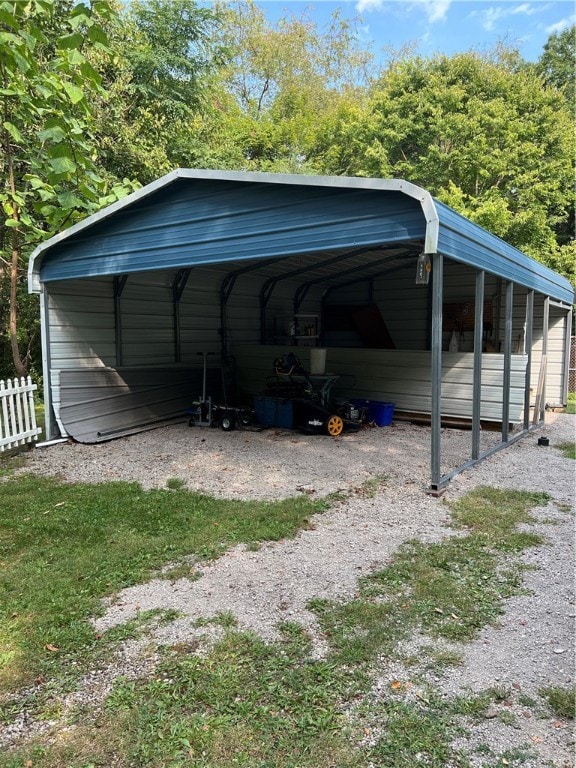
left=188, top=351, right=215, bottom=427
left=188, top=351, right=255, bottom=432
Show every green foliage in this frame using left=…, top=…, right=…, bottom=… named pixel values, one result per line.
left=0, top=0, right=120, bottom=241
left=536, top=25, right=576, bottom=106
left=194, top=1, right=372, bottom=173
left=92, top=0, right=226, bottom=183
left=314, top=49, right=574, bottom=280
left=0, top=0, right=137, bottom=376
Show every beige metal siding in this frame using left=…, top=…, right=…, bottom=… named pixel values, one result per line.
left=232, top=344, right=527, bottom=423
left=48, top=278, right=116, bottom=370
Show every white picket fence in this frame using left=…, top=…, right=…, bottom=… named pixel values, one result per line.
left=0, top=376, right=42, bottom=451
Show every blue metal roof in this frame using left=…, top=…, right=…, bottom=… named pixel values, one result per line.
left=435, top=200, right=573, bottom=304
left=29, top=169, right=574, bottom=304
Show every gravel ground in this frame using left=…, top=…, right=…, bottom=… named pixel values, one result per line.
left=3, top=412, right=575, bottom=765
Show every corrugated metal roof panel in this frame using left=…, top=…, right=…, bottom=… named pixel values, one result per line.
left=37, top=181, right=424, bottom=282
left=29, top=170, right=573, bottom=304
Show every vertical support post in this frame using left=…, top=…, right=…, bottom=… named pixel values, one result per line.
left=472, top=270, right=485, bottom=459
left=562, top=307, right=573, bottom=404
left=259, top=296, right=267, bottom=345
left=174, top=290, right=182, bottom=364
left=523, top=291, right=534, bottom=430
left=39, top=286, right=55, bottom=441
left=113, top=275, right=128, bottom=367
left=173, top=269, right=191, bottom=363
left=539, top=296, right=550, bottom=423
left=220, top=275, right=233, bottom=360
left=425, top=278, right=433, bottom=350
left=430, top=252, right=443, bottom=490
left=501, top=281, right=513, bottom=441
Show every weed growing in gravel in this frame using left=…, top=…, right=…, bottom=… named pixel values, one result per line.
left=539, top=685, right=576, bottom=719
left=165, top=477, right=187, bottom=490
left=556, top=441, right=576, bottom=459
left=161, top=561, right=202, bottom=581
left=418, top=645, right=464, bottom=671
left=353, top=687, right=512, bottom=768
left=0, top=486, right=556, bottom=768
left=194, top=611, right=238, bottom=628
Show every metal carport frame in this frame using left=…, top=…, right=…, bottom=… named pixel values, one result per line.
left=27, top=169, right=574, bottom=493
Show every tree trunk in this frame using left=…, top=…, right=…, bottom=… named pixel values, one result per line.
left=6, top=142, right=26, bottom=378
left=9, top=232, right=26, bottom=378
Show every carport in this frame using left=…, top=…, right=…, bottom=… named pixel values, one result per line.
left=28, top=169, right=574, bottom=492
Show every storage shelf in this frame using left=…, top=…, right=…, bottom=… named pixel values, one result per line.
left=273, top=314, right=320, bottom=347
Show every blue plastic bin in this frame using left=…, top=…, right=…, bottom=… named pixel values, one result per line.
left=351, top=398, right=395, bottom=426
left=368, top=401, right=395, bottom=426
left=253, top=395, right=293, bottom=428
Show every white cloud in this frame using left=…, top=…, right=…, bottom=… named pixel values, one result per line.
left=482, top=6, right=504, bottom=31
left=511, top=3, right=539, bottom=17
left=478, top=2, right=547, bottom=31
left=355, top=0, right=385, bottom=12
left=356, top=0, right=451, bottom=23
left=545, top=14, right=576, bottom=34
left=420, top=0, right=452, bottom=23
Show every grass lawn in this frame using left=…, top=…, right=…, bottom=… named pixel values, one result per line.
left=0, top=469, right=325, bottom=693
left=0, top=463, right=573, bottom=768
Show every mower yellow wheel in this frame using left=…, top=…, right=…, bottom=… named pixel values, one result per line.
left=325, top=414, right=344, bottom=437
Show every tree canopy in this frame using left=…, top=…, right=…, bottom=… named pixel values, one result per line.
left=311, top=49, right=574, bottom=267
left=0, top=1, right=574, bottom=378
left=536, top=25, right=575, bottom=107
left=0, top=0, right=136, bottom=377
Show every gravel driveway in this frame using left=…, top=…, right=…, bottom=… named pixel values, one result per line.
left=6, top=411, right=576, bottom=765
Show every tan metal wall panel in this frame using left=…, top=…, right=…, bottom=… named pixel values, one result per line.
left=232, top=344, right=527, bottom=423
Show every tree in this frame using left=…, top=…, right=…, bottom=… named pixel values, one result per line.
left=536, top=25, right=575, bottom=106
left=91, top=0, right=227, bottom=184
left=194, top=0, right=372, bottom=173
left=313, top=49, right=574, bottom=280
left=0, top=0, right=136, bottom=378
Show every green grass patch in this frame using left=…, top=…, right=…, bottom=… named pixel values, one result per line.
left=566, top=393, right=575, bottom=415
left=351, top=687, right=511, bottom=768
left=539, top=685, right=576, bottom=719
left=556, top=441, right=576, bottom=459
left=449, top=486, right=549, bottom=548
left=4, top=628, right=362, bottom=768
left=0, top=474, right=324, bottom=692
left=0, top=485, right=553, bottom=768
left=311, top=489, right=549, bottom=662
left=165, top=476, right=186, bottom=490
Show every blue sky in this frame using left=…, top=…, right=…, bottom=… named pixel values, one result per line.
left=254, top=0, right=575, bottom=63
